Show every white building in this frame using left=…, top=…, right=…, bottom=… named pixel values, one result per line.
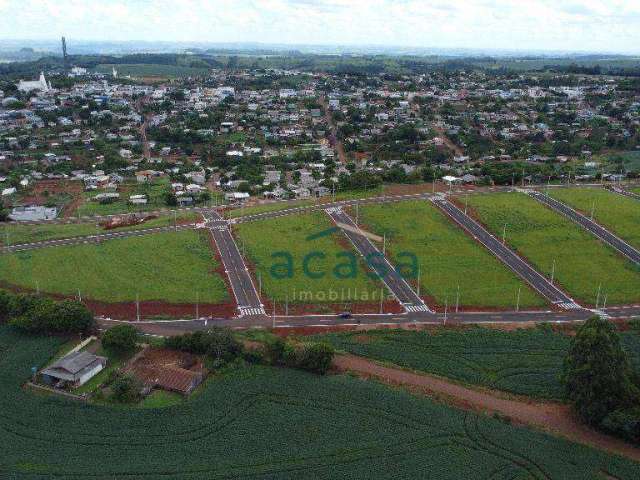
left=17, top=72, right=51, bottom=93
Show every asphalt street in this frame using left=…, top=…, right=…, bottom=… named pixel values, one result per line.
left=326, top=207, right=432, bottom=313
left=430, top=196, right=583, bottom=311
left=202, top=210, right=265, bottom=317
left=530, top=191, right=640, bottom=265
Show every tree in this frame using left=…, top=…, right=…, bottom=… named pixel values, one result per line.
left=561, top=316, right=637, bottom=425
left=102, top=325, right=138, bottom=354
left=0, top=206, right=8, bottom=222
left=110, top=374, right=142, bottom=403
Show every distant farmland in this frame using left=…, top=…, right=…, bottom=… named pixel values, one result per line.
left=466, top=192, right=640, bottom=306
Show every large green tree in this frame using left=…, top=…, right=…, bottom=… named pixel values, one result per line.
left=561, top=316, right=637, bottom=425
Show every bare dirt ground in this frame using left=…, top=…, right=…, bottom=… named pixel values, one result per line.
left=333, top=353, right=640, bottom=463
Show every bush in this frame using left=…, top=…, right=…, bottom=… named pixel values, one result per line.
left=102, top=325, right=138, bottom=353
left=165, top=328, right=244, bottom=366
left=262, top=337, right=287, bottom=365
left=281, top=342, right=334, bottom=375
left=561, top=316, right=638, bottom=426
left=110, top=374, right=142, bottom=403
left=9, top=297, right=93, bottom=335
left=600, top=408, right=640, bottom=444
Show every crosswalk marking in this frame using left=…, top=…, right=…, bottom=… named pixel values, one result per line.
left=405, top=304, right=431, bottom=313
left=239, top=307, right=266, bottom=317
left=557, top=302, right=582, bottom=311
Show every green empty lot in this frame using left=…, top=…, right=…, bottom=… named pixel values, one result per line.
left=466, top=192, right=640, bottom=305
left=356, top=200, right=544, bottom=309
left=234, top=212, right=384, bottom=305
left=0, top=212, right=199, bottom=246
left=548, top=187, right=640, bottom=250
left=314, top=326, right=640, bottom=400
left=2, top=327, right=640, bottom=479
left=0, top=230, right=228, bottom=303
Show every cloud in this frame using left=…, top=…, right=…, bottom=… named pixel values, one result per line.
left=0, top=0, right=639, bottom=54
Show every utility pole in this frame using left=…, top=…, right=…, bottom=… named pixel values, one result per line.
left=77, top=289, right=82, bottom=303
left=464, top=196, right=468, bottom=215
left=174, top=210, right=177, bottom=231
left=195, top=292, right=199, bottom=320
left=455, top=284, right=460, bottom=313
left=590, top=200, right=596, bottom=221
left=258, top=272, right=262, bottom=297
left=602, top=294, right=608, bottom=310
left=285, top=294, right=289, bottom=316
left=502, top=224, right=507, bottom=245
left=355, top=202, right=359, bottom=227
left=595, top=284, right=602, bottom=309
left=382, top=233, right=386, bottom=255
left=379, top=288, right=384, bottom=314
left=272, top=303, right=276, bottom=329
left=444, top=298, right=448, bottom=325
left=136, top=294, right=140, bottom=322
left=550, top=259, right=556, bottom=284
left=416, top=265, right=421, bottom=297
left=516, top=286, right=521, bottom=312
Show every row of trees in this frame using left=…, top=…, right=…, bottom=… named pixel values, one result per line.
left=0, top=291, right=93, bottom=335
left=165, top=328, right=335, bottom=375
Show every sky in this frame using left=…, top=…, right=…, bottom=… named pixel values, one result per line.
left=1, top=0, right=640, bottom=54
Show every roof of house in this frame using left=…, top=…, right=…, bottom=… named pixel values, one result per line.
left=43, top=351, right=106, bottom=376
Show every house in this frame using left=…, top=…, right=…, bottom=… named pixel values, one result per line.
left=129, top=194, right=148, bottom=205
left=41, top=351, right=107, bottom=387
left=9, top=205, right=57, bottom=221
left=224, top=192, right=250, bottom=202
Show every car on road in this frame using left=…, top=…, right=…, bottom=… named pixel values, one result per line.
left=339, top=312, right=352, bottom=319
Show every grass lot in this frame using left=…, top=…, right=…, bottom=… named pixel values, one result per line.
left=1, top=327, right=640, bottom=478
left=548, top=187, right=640, bottom=250
left=357, top=201, right=545, bottom=309
left=466, top=192, right=640, bottom=305
left=226, top=188, right=384, bottom=219
left=633, top=187, right=640, bottom=195
left=315, top=326, right=640, bottom=400
left=0, top=230, right=228, bottom=303
left=75, top=179, right=179, bottom=217
left=139, top=390, right=184, bottom=408
left=234, top=212, right=384, bottom=304
left=0, top=212, right=199, bottom=246
left=227, top=199, right=315, bottom=218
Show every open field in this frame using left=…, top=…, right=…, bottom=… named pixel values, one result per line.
left=0, top=212, right=199, bottom=246
left=75, top=179, right=178, bottom=217
left=548, top=187, right=640, bottom=250
left=0, top=230, right=228, bottom=304
left=1, top=326, right=639, bottom=478
left=315, top=326, right=640, bottom=400
left=465, top=192, right=640, bottom=306
left=357, top=200, right=545, bottom=309
left=234, top=212, right=384, bottom=305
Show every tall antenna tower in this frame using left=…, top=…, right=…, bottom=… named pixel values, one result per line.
left=61, top=36, right=69, bottom=71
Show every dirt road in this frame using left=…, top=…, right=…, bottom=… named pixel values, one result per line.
left=334, top=353, right=640, bottom=462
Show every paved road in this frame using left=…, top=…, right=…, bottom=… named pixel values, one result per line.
left=202, top=210, right=265, bottom=317
left=529, top=191, right=640, bottom=265
left=97, top=304, right=640, bottom=336
left=2, top=223, right=199, bottom=253
left=610, top=186, right=640, bottom=201
left=326, top=207, right=432, bottom=314
left=431, top=196, right=583, bottom=311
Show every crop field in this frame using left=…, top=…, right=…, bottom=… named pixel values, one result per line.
left=548, top=187, right=640, bottom=250
left=0, top=230, right=228, bottom=303
left=465, top=192, right=640, bottom=305
left=1, top=326, right=639, bottom=479
left=315, top=327, right=640, bottom=400
left=357, top=200, right=545, bottom=309
left=234, top=212, right=384, bottom=305
left=0, top=212, right=199, bottom=246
